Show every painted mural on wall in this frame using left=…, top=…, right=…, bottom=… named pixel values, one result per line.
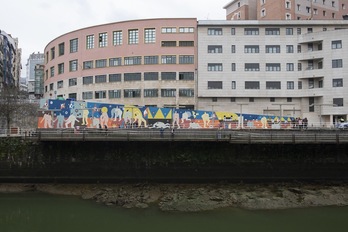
left=38, top=99, right=295, bottom=129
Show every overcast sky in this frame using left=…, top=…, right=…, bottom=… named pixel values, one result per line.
left=1, top=0, right=229, bottom=77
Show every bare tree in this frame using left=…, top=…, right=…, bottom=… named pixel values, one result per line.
left=0, top=86, right=38, bottom=134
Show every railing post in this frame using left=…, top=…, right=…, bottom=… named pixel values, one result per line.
left=336, top=132, right=340, bottom=144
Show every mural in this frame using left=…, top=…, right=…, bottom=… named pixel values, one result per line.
left=37, top=99, right=295, bottom=129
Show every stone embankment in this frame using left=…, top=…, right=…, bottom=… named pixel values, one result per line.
left=1, top=183, right=348, bottom=212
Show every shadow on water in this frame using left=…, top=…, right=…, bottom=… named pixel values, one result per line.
left=1, top=192, right=348, bottom=232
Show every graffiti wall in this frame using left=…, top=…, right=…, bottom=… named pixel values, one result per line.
left=37, top=99, right=295, bottom=129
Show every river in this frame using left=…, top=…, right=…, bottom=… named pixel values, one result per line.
left=1, top=192, right=347, bottom=232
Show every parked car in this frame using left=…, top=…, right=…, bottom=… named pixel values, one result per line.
left=337, top=122, right=348, bottom=129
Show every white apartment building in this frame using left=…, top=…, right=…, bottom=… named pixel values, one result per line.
left=197, top=20, right=348, bottom=126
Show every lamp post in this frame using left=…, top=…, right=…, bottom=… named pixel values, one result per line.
left=237, top=103, right=248, bottom=129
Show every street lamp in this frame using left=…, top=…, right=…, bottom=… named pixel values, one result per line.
left=237, top=103, right=248, bottom=129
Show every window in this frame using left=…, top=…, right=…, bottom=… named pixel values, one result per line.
left=286, top=63, right=294, bottom=71
left=261, top=9, right=266, bottom=17
left=286, top=13, right=291, bottom=20
left=57, top=81, right=63, bottom=89
left=333, top=78, right=343, bottom=87
left=179, top=27, right=194, bottom=33
left=319, top=80, right=323, bottom=88
left=144, top=89, right=158, bottom=97
left=244, top=45, right=259, bottom=53
left=266, top=63, right=281, bottom=71
left=297, top=28, right=302, bottom=35
left=179, top=89, right=194, bottom=97
left=68, top=93, right=77, bottom=99
left=266, top=45, right=280, bottom=53
left=109, top=57, right=122, bottom=66
left=82, top=91, right=93, bottom=100
left=179, top=72, right=194, bottom=80
left=298, top=63, right=302, bottom=71
left=128, top=29, right=138, bottom=44
left=231, top=28, right=236, bottom=35
left=86, top=35, right=94, bottom=49
left=270, top=97, right=275, bottom=102
left=208, top=45, right=223, bottom=53
left=231, top=45, right=236, bottom=53
left=309, top=79, right=314, bottom=89
left=98, top=33, right=107, bottom=47
left=208, top=63, right=223, bottom=71
left=162, top=27, right=177, bottom=33
left=332, top=59, right=343, bottom=68
left=249, top=98, right=254, bottom=102
left=161, top=89, right=176, bottom=97
left=144, top=72, right=159, bottom=81
left=109, top=90, right=121, bottom=99
left=286, top=45, right=294, bottom=53
left=244, top=28, right=259, bottom=35
left=245, top=81, right=260, bottom=89
left=70, top=38, right=78, bottom=53
left=231, top=63, right=236, bottom=71
left=83, top=61, right=93, bottom=69
left=161, top=55, right=176, bottom=64
left=58, top=43, right=65, bottom=56
left=144, top=56, right=159, bottom=64
left=332, top=40, right=342, bottom=49
left=162, top=72, right=176, bottom=80
left=179, top=41, right=194, bottom=47
left=95, top=75, right=107, bottom=83
left=124, top=56, right=142, bottom=65
left=109, top=74, right=121, bottom=82
left=287, top=81, right=294, bottom=89
left=161, top=41, right=176, bottom=47
left=50, top=47, right=55, bottom=60
left=208, top=28, right=222, bottom=35
left=144, top=28, right=156, bottom=43
left=298, top=81, right=302, bottom=89
left=49, top=83, right=54, bottom=91
left=83, top=76, right=93, bottom=85
left=95, top=59, right=107, bottom=68
left=113, top=31, right=122, bottom=45
left=58, top=63, right=64, bottom=74
left=179, top=55, right=194, bottom=64
left=231, top=97, right=236, bottom=102
left=307, top=28, right=313, bottom=33
left=285, top=28, right=294, bottom=35
left=212, top=97, right=217, bottom=102
left=69, top=78, right=77, bottom=86
left=297, top=45, right=302, bottom=53
left=245, top=63, right=260, bottom=71
left=287, top=98, right=292, bottom=102
left=69, top=60, right=78, bottom=72
left=95, top=91, right=106, bottom=99
left=333, top=98, right=343, bottom=107
left=266, top=81, right=281, bottom=89
left=231, top=81, right=236, bottom=89
left=265, top=28, right=280, bottom=35
left=208, top=81, right=223, bottom=89
left=124, top=73, right=141, bottom=81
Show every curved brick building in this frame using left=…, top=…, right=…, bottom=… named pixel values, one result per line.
left=44, top=18, right=197, bottom=109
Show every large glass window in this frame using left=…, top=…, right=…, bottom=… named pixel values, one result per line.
left=208, top=63, right=223, bottom=71
left=99, top=32, right=107, bottom=47
left=128, top=29, right=138, bottom=44
left=82, top=91, right=93, bottom=100
left=109, top=57, right=122, bottom=66
left=332, top=59, right=343, bottom=68
left=286, top=28, right=293, bottom=35
left=208, top=45, right=223, bottom=53
left=179, top=72, right=194, bottom=80
left=58, top=63, right=64, bottom=74
left=95, top=75, right=107, bottom=83
left=109, top=90, right=121, bottom=99
left=266, top=63, right=281, bottom=71
left=124, top=56, right=141, bottom=65
left=113, top=31, right=122, bottom=45
left=109, top=74, right=121, bottom=82
left=286, top=63, right=294, bottom=71
left=144, top=28, right=156, bottom=43
left=332, top=40, right=342, bottom=49
left=333, top=78, right=343, bottom=87
left=333, top=98, right=344, bottom=107
left=265, top=28, right=280, bottom=35
left=83, top=61, right=93, bottom=69
left=161, top=27, right=177, bottom=33
left=95, top=91, right=106, bottom=99
left=208, top=81, right=223, bottom=89
left=69, top=60, right=78, bottom=72
left=144, top=56, right=159, bottom=64
left=179, top=89, right=194, bottom=97
left=57, top=80, right=63, bottom=89
left=179, top=55, right=194, bottom=64
left=179, top=27, right=194, bottom=33
left=245, top=81, right=260, bottom=89
left=83, top=76, right=93, bottom=85
left=266, top=81, right=281, bottom=89
left=161, top=89, right=176, bottom=97
left=266, top=45, right=281, bottom=53
left=161, top=72, right=176, bottom=80
left=286, top=45, right=294, bottom=53
left=144, top=89, right=158, bottom=97
left=86, top=35, right=94, bottom=49
left=58, top=43, right=65, bottom=56
left=124, top=89, right=141, bottom=98
left=179, top=41, right=194, bottom=47
left=69, top=78, right=77, bottom=86
left=144, top=72, right=159, bottom=81
left=50, top=47, right=55, bottom=60
left=208, top=28, right=223, bottom=35
left=244, top=45, right=259, bottom=53
left=161, top=55, right=176, bottom=64
left=124, top=73, right=141, bottom=81
left=70, top=38, right=78, bottom=53
left=244, top=28, right=259, bottom=35
left=244, top=63, right=260, bottom=71
left=161, top=41, right=176, bottom=47
left=95, top=59, right=107, bottom=68
left=50, top=67, right=54, bottom=77
left=287, top=81, right=294, bottom=89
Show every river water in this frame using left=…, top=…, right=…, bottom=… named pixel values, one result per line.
left=1, top=192, right=347, bottom=232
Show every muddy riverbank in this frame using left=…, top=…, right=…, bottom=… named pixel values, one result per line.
left=1, top=182, right=348, bottom=212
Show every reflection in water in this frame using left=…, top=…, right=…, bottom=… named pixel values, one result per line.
left=1, top=192, right=348, bottom=232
